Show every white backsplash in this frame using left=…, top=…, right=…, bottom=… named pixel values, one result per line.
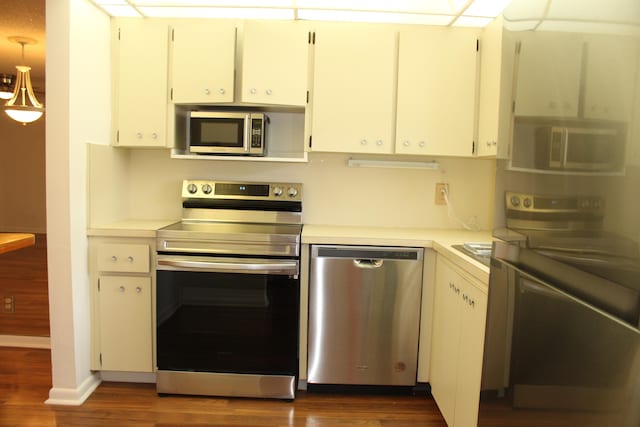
left=88, top=144, right=496, bottom=230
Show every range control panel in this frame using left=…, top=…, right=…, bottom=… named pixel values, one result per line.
left=182, top=180, right=302, bottom=202
left=506, top=192, right=605, bottom=214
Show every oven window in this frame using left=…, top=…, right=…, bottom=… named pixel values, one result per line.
left=157, top=270, right=299, bottom=376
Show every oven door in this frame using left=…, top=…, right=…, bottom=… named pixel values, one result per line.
left=155, top=254, right=300, bottom=398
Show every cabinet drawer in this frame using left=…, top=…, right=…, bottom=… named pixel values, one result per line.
left=97, top=244, right=149, bottom=273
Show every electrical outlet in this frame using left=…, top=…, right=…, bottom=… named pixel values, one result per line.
left=3, top=296, right=15, bottom=313
left=435, top=183, right=449, bottom=205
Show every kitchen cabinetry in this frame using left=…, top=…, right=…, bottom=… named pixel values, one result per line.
left=113, top=19, right=169, bottom=147
left=477, top=16, right=515, bottom=158
left=583, top=35, right=639, bottom=122
left=89, top=238, right=154, bottom=372
left=170, top=20, right=236, bottom=104
left=241, top=21, right=309, bottom=106
left=309, top=24, right=396, bottom=154
left=395, top=28, right=479, bottom=157
left=430, top=255, right=487, bottom=427
left=514, top=32, right=583, bottom=118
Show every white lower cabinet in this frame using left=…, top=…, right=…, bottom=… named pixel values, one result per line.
left=90, top=238, right=154, bottom=373
left=430, top=255, right=488, bottom=427
left=97, top=276, right=152, bottom=372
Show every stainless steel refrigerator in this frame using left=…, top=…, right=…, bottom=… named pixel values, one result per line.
left=480, top=1, right=640, bottom=426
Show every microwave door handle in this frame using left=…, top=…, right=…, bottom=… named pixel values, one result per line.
left=243, top=114, right=251, bottom=152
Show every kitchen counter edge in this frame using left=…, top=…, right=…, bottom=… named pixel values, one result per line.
left=87, top=219, right=178, bottom=238
left=301, top=225, right=492, bottom=285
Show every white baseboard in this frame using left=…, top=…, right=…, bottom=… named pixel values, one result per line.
left=0, top=335, right=51, bottom=349
left=45, top=373, right=102, bottom=406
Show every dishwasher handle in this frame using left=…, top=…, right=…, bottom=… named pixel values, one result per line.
left=353, top=259, right=384, bottom=269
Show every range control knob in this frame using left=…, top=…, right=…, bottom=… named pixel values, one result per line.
left=287, top=187, right=298, bottom=198
left=187, top=183, right=198, bottom=194
left=273, top=186, right=283, bottom=197
left=202, top=183, right=213, bottom=194
left=510, top=196, right=520, bottom=207
left=523, top=198, right=532, bottom=208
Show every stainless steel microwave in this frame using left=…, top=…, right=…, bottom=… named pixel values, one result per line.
left=188, top=111, right=267, bottom=156
left=535, top=125, right=624, bottom=172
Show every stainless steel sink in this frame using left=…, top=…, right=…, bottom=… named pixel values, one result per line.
left=452, top=242, right=492, bottom=267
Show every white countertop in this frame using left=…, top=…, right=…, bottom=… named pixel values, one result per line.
left=302, top=224, right=493, bottom=283
left=87, top=219, right=178, bottom=238
left=87, top=220, right=493, bottom=283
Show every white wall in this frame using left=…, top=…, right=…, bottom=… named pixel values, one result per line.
left=45, top=0, right=111, bottom=405
left=88, top=147, right=496, bottom=231
left=0, top=108, right=47, bottom=233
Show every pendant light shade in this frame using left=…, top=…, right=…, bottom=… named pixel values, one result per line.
left=4, top=37, right=45, bottom=125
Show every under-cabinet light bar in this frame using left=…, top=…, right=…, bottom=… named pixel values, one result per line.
left=347, top=158, right=440, bottom=170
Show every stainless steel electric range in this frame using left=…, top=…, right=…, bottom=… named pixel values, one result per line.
left=155, top=179, right=302, bottom=400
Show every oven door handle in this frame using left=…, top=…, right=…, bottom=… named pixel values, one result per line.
left=157, top=256, right=299, bottom=276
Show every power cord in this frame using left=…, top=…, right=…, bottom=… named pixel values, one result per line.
left=440, top=185, right=480, bottom=231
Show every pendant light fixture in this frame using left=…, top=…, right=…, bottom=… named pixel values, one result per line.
left=4, top=37, right=45, bottom=125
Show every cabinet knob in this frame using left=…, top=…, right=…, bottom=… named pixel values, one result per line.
left=418, top=141, right=425, bottom=148
left=136, top=132, right=142, bottom=139
left=204, top=89, right=211, bottom=95
left=219, top=88, right=226, bottom=95
left=135, top=287, right=142, bottom=293
left=492, top=141, right=497, bottom=146
left=376, top=140, right=383, bottom=146
left=250, top=88, right=257, bottom=94
left=360, top=139, right=368, bottom=145
left=151, top=133, right=157, bottom=140
left=119, top=286, right=125, bottom=292
left=111, top=255, right=118, bottom=262
left=127, top=256, right=134, bottom=262
left=266, top=89, right=273, bottom=95
left=403, top=140, right=410, bottom=147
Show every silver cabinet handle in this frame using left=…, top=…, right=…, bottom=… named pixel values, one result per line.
left=219, top=88, right=225, bottom=94
left=403, top=140, right=410, bottom=147
left=266, top=89, right=272, bottom=95
left=250, top=88, right=257, bottom=94
left=204, top=88, right=210, bottom=95
left=360, top=139, right=368, bottom=145
left=135, top=287, right=142, bottom=293
left=119, top=286, right=125, bottom=292
left=127, top=256, right=134, bottom=262
left=136, top=132, right=142, bottom=139
left=111, top=255, right=118, bottom=262
left=376, top=140, right=383, bottom=146
left=419, top=141, right=425, bottom=147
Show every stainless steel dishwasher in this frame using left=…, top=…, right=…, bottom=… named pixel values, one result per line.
left=308, top=245, right=424, bottom=387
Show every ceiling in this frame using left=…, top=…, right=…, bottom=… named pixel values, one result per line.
left=0, top=0, right=45, bottom=92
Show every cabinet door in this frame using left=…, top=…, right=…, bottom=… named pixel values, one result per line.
left=396, top=28, right=478, bottom=156
left=98, top=276, right=152, bottom=372
left=477, top=16, right=515, bottom=158
left=584, top=35, right=639, bottom=122
left=241, top=21, right=309, bottom=106
left=430, top=259, right=462, bottom=427
left=171, top=21, right=236, bottom=103
left=454, top=281, right=488, bottom=427
left=514, top=32, right=583, bottom=117
left=310, top=24, right=396, bottom=154
left=115, top=19, right=169, bottom=147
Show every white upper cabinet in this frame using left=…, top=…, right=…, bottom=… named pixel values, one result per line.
left=395, top=28, right=479, bottom=157
left=170, top=20, right=236, bottom=104
left=241, top=21, right=309, bottom=106
left=583, top=35, right=639, bottom=122
left=309, top=24, right=396, bottom=154
left=113, top=19, right=169, bottom=147
left=514, top=32, right=583, bottom=118
left=477, top=16, right=515, bottom=158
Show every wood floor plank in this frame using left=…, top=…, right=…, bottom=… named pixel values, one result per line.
left=0, top=347, right=448, bottom=427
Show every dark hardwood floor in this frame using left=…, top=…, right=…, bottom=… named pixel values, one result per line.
left=0, top=347, right=448, bottom=426
left=0, top=234, right=49, bottom=336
